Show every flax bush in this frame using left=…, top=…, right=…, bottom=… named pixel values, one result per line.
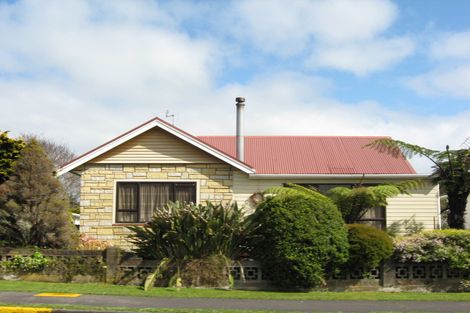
left=393, top=229, right=470, bottom=271
left=128, top=201, right=255, bottom=288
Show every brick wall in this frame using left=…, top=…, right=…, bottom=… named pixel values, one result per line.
left=79, top=163, right=234, bottom=248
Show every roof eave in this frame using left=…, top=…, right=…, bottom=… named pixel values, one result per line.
left=248, top=173, right=430, bottom=180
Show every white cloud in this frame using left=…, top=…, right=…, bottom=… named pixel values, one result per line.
left=0, top=0, right=219, bottom=105
left=309, top=37, right=415, bottom=76
left=231, top=0, right=413, bottom=75
left=430, top=31, right=470, bottom=60
left=406, top=30, right=470, bottom=99
left=233, top=0, right=397, bottom=52
left=406, top=65, right=470, bottom=99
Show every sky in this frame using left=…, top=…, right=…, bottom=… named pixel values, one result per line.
left=1, top=0, right=469, bottom=173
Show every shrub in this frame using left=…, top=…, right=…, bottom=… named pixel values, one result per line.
left=44, top=256, right=105, bottom=282
left=347, top=224, right=393, bottom=269
left=128, top=201, right=255, bottom=288
left=393, top=229, right=470, bottom=271
left=251, top=193, right=349, bottom=289
left=180, top=255, right=229, bottom=288
left=3, top=251, right=49, bottom=273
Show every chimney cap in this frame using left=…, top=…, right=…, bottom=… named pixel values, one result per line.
left=235, top=97, right=245, bottom=103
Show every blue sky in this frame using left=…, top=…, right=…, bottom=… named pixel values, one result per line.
left=1, top=0, right=469, bottom=173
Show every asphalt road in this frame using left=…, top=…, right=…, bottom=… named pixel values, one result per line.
left=0, top=291, right=469, bottom=312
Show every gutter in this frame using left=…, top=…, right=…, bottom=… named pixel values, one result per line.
left=248, top=174, right=431, bottom=180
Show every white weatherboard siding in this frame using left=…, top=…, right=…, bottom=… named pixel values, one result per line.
left=233, top=170, right=440, bottom=230
left=92, top=128, right=219, bottom=164
left=386, top=184, right=440, bottom=230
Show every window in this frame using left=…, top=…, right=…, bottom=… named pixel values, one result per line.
left=298, top=183, right=386, bottom=230
left=115, top=182, right=196, bottom=223
left=357, top=206, right=386, bottom=230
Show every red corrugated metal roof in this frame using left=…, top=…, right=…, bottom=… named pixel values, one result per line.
left=197, top=136, right=416, bottom=174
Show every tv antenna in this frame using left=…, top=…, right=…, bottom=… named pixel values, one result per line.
left=165, top=110, right=175, bottom=125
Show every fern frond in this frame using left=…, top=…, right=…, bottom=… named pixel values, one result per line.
left=460, top=137, right=470, bottom=149
left=264, top=183, right=327, bottom=201
left=365, top=138, right=439, bottom=159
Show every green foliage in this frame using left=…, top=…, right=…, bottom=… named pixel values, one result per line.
left=265, top=183, right=328, bottom=201
left=393, top=230, right=470, bottom=271
left=0, top=131, right=25, bottom=184
left=367, top=138, right=470, bottom=229
left=129, top=201, right=253, bottom=260
left=45, top=256, right=105, bottom=282
left=347, top=224, right=393, bottom=269
left=3, top=251, right=49, bottom=273
left=128, top=201, right=254, bottom=289
left=267, top=182, right=420, bottom=225
left=327, top=183, right=415, bottom=223
left=252, top=192, right=349, bottom=289
left=0, top=139, right=78, bottom=248
left=180, top=255, right=229, bottom=288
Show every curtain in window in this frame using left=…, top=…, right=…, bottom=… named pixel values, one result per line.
left=175, top=183, right=196, bottom=204
left=116, top=183, right=138, bottom=222
left=139, top=183, right=171, bottom=222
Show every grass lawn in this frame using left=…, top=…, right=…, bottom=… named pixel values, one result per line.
left=0, top=280, right=469, bottom=301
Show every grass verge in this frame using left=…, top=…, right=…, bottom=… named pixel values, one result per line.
left=0, top=280, right=469, bottom=301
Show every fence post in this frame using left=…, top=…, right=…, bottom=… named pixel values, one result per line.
left=105, top=247, right=121, bottom=284
left=381, top=260, right=395, bottom=288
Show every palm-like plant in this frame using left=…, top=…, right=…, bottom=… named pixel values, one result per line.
left=128, top=201, right=255, bottom=290
left=366, top=138, right=470, bottom=229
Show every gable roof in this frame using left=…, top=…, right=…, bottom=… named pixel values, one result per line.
left=56, top=117, right=256, bottom=176
left=198, top=136, right=416, bottom=175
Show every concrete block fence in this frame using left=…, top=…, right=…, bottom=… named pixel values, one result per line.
left=0, top=247, right=467, bottom=291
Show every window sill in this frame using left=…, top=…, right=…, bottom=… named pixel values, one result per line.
left=112, top=223, right=148, bottom=227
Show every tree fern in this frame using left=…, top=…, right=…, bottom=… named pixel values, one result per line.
left=365, top=137, right=470, bottom=229
left=265, top=183, right=328, bottom=201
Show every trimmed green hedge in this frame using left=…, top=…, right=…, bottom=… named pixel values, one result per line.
left=347, top=224, right=393, bottom=269
left=251, top=194, right=349, bottom=289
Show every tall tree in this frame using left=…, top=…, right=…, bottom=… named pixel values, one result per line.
left=23, top=135, right=80, bottom=207
left=0, top=138, right=77, bottom=248
left=367, top=138, right=470, bottom=229
left=0, top=131, right=25, bottom=184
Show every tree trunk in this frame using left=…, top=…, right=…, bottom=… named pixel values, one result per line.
left=447, top=191, right=469, bottom=229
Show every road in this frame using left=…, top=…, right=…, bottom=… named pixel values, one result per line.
left=0, top=291, right=469, bottom=312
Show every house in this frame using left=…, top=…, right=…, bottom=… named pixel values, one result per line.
left=58, top=98, right=440, bottom=248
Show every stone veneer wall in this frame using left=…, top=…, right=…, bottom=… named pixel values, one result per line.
left=79, top=163, right=234, bottom=249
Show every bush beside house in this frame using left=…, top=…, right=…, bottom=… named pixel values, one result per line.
left=128, top=201, right=254, bottom=288
left=346, top=224, right=393, bottom=269
left=393, top=229, right=470, bottom=271
left=251, top=193, right=349, bottom=289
